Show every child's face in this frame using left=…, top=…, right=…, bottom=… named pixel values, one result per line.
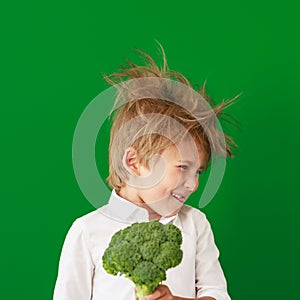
left=122, top=138, right=205, bottom=218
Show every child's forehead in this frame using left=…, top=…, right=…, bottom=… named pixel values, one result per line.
left=162, top=139, right=204, bottom=164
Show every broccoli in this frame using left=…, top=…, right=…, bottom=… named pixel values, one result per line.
left=102, top=220, right=183, bottom=300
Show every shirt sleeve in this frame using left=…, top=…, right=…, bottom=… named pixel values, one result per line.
left=53, top=219, right=95, bottom=300
left=195, top=213, right=231, bottom=300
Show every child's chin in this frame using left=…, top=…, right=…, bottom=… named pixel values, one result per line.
left=148, top=201, right=182, bottom=217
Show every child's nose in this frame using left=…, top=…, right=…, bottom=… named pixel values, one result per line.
left=184, top=175, right=199, bottom=192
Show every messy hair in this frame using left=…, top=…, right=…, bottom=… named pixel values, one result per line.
left=104, top=46, right=240, bottom=191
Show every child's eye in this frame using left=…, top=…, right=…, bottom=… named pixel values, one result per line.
left=178, top=165, right=203, bottom=175
left=178, top=165, right=188, bottom=170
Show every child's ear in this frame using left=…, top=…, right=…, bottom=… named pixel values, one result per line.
left=122, top=147, right=141, bottom=176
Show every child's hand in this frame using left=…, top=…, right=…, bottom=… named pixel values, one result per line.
left=135, top=285, right=175, bottom=300
left=134, top=285, right=215, bottom=300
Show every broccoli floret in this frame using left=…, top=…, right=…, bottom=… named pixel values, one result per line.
left=131, top=261, right=166, bottom=298
left=153, top=241, right=183, bottom=269
left=102, top=220, right=183, bottom=300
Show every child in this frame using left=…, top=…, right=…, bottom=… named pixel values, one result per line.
left=53, top=47, right=239, bottom=300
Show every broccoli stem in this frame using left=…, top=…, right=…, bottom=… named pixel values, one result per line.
left=135, top=284, right=153, bottom=300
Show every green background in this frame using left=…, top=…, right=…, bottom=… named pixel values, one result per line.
left=1, top=0, right=299, bottom=299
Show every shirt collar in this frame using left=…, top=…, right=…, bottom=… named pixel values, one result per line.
left=99, top=189, right=177, bottom=224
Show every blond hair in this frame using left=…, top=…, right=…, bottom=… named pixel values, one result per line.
left=104, top=47, right=240, bottom=191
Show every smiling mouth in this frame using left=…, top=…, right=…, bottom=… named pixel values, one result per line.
left=171, top=192, right=186, bottom=203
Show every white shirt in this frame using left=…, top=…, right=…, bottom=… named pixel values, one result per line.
left=53, top=190, right=231, bottom=300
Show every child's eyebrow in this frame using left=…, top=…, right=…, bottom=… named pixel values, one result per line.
left=177, top=160, right=204, bottom=170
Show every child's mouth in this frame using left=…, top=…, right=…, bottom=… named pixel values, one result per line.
left=171, top=192, right=186, bottom=203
